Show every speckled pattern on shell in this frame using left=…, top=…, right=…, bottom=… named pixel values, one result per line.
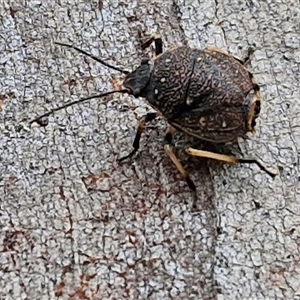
left=145, top=46, right=195, bottom=118
left=145, top=46, right=260, bottom=143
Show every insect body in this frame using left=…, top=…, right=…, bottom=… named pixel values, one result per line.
left=30, top=34, right=277, bottom=207
left=124, top=44, right=261, bottom=143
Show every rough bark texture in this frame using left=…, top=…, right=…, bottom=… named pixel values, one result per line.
left=0, top=0, right=299, bottom=299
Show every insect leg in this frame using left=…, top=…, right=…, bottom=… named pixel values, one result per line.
left=234, top=156, right=278, bottom=178
left=141, top=33, right=163, bottom=55
left=164, top=124, right=175, bottom=144
left=242, top=47, right=255, bottom=66
left=118, top=112, right=159, bottom=162
left=186, top=148, right=277, bottom=178
left=164, top=126, right=198, bottom=208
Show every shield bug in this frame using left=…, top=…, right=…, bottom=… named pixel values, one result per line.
left=30, top=34, right=277, bottom=206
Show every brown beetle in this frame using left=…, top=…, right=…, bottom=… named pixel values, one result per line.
left=30, top=34, right=277, bottom=205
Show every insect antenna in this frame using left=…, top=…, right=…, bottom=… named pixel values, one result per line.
left=29, top=89, right=129, bottom=125
left=54, top=42, right=130, bottom=75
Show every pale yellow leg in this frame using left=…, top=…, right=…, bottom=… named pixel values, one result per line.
left=186, top=148, right=239, bottom=164
left=165, top=145, right=189, bottom=178
left=164, top=144, right=198, bottom=207
left=186, top=147, right=278, bottom=178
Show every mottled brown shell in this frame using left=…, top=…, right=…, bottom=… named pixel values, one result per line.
left=144, top=46, right=261, bottom=144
